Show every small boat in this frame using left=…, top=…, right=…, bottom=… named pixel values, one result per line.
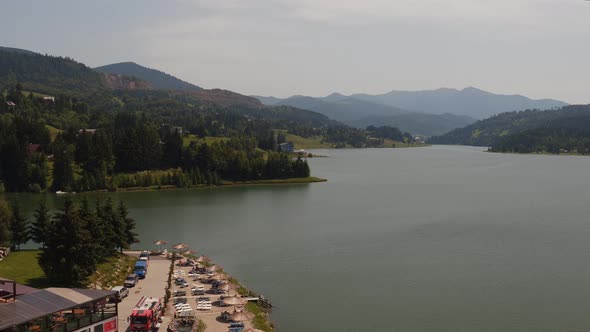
left=55, top=191, right=67, bottom=195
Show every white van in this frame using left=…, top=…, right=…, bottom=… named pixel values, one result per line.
left=111, top=286, right=129, bottom=301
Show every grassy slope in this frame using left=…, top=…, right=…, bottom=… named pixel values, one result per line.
left=0, top=250, right=49, bottom=287
left=0, top=250, right=135, bottom=289
left=86, top=253, right=136, bottom=289
left=182, top=135, right=230, bottom=147
left=46, top=125, right=62, bottom=141
left=284, top=133, right=333, bottom=149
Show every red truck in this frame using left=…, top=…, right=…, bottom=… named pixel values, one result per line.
left=129, top=296, right=162, bottom=332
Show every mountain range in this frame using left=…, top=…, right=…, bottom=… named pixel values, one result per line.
left=1, top=45, right=570, bottom=138
left=255, top=88, right=567, bottom=136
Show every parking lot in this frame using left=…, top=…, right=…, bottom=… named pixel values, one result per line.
left=116, top=253, right=171, bottom=332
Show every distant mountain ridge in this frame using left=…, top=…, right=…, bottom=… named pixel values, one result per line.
left=254, top=93, right=476, bottom=136
left=254, top=87, right=567, bottom=136
left=94, top=62, right=201, bottom=91
left=349, top=87, right=567, bottom=119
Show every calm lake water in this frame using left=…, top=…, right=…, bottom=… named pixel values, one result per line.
left=8, top=145, right=590, bottom=331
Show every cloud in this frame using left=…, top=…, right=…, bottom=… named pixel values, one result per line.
left=174, top=0, right=586, bottom=24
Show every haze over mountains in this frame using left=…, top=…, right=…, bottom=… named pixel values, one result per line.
left=255, top=88, right=567, bottom=136
left=1, top=45, right=570, bottom=137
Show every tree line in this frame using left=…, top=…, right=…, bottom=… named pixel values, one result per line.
left=0, top=196, right=139, bottom=286
left=0, top=85, right=312, bottom=193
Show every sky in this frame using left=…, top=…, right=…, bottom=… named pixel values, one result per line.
left=1, top=0, right=589, bottom=103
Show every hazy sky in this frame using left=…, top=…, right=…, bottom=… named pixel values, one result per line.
left=2, top=0, right=589, bottom=103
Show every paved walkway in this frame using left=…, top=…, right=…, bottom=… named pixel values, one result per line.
left=117, top=253, right=171, bottom=332
left=168, top=261, right=255, bottom=332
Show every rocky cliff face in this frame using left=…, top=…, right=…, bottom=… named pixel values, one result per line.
left=102, top=73, right=151, bottom=90
left=191, top=89, right=263, bottom=108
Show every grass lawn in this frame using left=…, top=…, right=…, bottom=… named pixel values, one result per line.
left=284, top=134, right=333, bottom=149
left=182, top=135, right=229, bottom=147
left=0, top=250, right=49, bottom=288
left=46, top=125, right=62, bottom=142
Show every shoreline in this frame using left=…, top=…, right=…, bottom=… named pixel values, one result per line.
left=0, top=177, right=328, bottom=195
left=113, top=176, right=327, bottom=193
left=163, top=252, right=274, bottom=332
left=486, top=150, right=590, bottom=157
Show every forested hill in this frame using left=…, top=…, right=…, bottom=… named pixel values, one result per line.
left=428, top=105, right=590, bottom=151
left=0, top=46, right=36, bottom=55
left=0, top=48, right=417, bottom=193
left=0, top=49, right=111, bottom=97
left=95, top=62, right=201, bottom=91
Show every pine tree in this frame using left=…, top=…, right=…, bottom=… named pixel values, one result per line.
left=10, top=202, right=29, bottom=250
left=30, top=200, right=50, bottom=247
left=0, top=199, right=12, bottom=247
left=51, top=139, right=75, bottom=192
left=118, top=201, right=139, bottom=252
left=39, top=197, right=96, bottom=286
left=102, top=198, right=126, bottom=253
left=303, top=159, right=310, bottom=177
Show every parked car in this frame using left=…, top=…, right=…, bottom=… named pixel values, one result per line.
left=139, top=250, right=150, bottom=261
left=124, top=273, right=139, bottom=288
left=111, top=286, right=129, bottom=301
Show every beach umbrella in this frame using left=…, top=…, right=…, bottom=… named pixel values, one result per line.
left=182, top=249, right=197, bottom=256
left=229, top=311, right=249, bottom=322
left=219, top=283, right=240, bottom=296
left=195, top=255, right=210, bottom=263
left=206, top=264, right=221, bottom=272
left=153, top=240, right=168, bottom=251
left=209, top=273, right=228, bottom=281
left=222, top=296, right=247, bottom=306
left=172, top=243, right=189, bottom=250
left=219, top=283, right=239, bottom=291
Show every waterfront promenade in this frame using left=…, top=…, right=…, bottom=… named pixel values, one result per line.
left=167, top=259, right=257, bottom=332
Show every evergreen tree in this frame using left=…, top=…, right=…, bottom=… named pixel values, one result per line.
left=30, top=200, right=50, bottom=247
left=102, top=198, right=126, bottom=253
left=39, top=197, right=96, bottom=286
left=163, top=131, right=183, bottom=168
left=94, top=198, right=116, bottom=258
left=0, top=199, right=12, bottom=247
left=79, top=197, right=104, bottom=262
left=51, top=137, right=75, bottom=192
left=118, top=201, right=139, bottom=252
left=10, top=202, right=29, bottom=250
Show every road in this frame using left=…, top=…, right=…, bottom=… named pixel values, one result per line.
left=117, top=252, right=171, bottom=332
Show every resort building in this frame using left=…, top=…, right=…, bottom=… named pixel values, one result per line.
left=0, top=283, right=117, bottom=332
left=279, top=142, right=294, bottom=153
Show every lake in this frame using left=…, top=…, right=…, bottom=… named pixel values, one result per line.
left=9, top=145, right=590, bottom=331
